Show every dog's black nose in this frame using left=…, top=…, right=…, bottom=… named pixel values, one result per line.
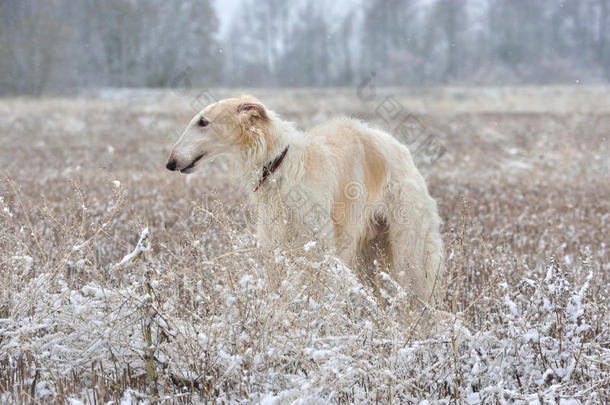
left=166, top=160, right=177, bottom=171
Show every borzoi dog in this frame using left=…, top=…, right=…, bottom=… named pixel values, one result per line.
left=166, top=95, right=443, bottom=302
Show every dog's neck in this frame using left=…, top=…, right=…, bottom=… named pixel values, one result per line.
left=246, top=114, right=303, bottom=193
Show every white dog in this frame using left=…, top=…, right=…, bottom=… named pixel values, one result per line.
left=167, top=95, right=443, bottom=302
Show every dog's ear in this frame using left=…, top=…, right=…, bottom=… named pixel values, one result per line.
left=236, top=102, right=269, bottom=122
left=235, top=101, right=270, bottom=150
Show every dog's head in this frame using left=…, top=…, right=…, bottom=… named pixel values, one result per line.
left=166, top=95, right=270, bottom=174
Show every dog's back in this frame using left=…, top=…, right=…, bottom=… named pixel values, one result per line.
left=302, top=117, right=443, bottom=301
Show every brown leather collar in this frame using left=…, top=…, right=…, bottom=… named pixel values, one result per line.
left=254, top=145, right=289, bottom=192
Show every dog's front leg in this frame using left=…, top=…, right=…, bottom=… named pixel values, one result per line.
left=255, top=206, right=283, bottom=247
left=255, top=199, right=299, bottom=248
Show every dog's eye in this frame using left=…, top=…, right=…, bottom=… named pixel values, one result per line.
left=198, top=117, right=209, bottom=127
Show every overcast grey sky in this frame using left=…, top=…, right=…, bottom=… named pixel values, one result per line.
left=214, top=0, right=242, bottom=36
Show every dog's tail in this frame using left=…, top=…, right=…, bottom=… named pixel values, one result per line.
left=421, top=212, right=444, bottom=303
left=387, top=178, right=444, bottom=303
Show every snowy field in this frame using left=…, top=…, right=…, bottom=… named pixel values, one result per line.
left=0, top=87, right=609, bottom=403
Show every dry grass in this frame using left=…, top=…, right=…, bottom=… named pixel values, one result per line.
left=0, top=87, right=609, bottom=403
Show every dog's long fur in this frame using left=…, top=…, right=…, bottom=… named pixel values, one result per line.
left=167, top=95, right=444, bottom=301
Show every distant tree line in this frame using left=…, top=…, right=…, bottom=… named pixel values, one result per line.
left=0, top=0, right=221, bottom=95
left=1, top=0, right=609, bottom=95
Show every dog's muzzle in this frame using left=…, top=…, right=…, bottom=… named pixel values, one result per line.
left=166, top=153, right=206, bottom=173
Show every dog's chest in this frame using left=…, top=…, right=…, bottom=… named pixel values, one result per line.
left=254, top=182, right=333, bottom=239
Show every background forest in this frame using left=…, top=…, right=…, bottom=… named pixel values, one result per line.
left=1, top=0, right=609, bottom=95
